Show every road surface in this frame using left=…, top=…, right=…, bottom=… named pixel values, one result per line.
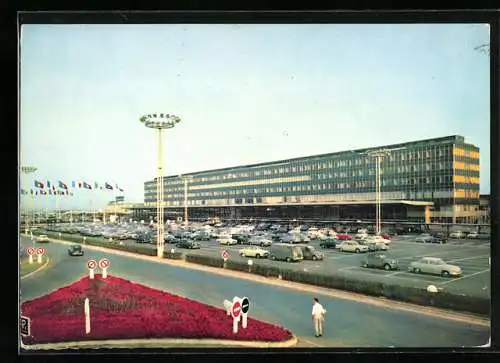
left=19, top=236, right=490, bottom=348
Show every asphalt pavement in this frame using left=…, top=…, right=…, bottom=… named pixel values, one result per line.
left=20, top=236, right=490, bottom=348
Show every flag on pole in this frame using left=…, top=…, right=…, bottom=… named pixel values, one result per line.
left=34, top=180, right=44, bottom=188
left=94, top=182, right=99, bottom=189
left=83, top=182, right=92, bottom=190
left=35, top=191, right=38, bottom=195
left=59, top=181, right=68, bottom=189
left=72, top=181, right=76, bottom=188
left=47, top=181, right=51, bottom=188
left=105, top=182, right=114, bottom=190
left=78, top=182, right=82, bottom=188
left=49, top=190, right=52, bottom=195
left=30, top=189, right=34, bottom=195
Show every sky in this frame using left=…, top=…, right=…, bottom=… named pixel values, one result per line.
left=19, top=23, right=490, bottom=211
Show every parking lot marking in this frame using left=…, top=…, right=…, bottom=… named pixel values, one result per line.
left=438, top=269, right=490, bottom=287
left=385, top=272, right=448, bottom=284
left=337, top=266, right=359, bottom=272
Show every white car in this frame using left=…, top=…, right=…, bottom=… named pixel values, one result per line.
left=367, top=235, right=390, bottom=245
left=36, top=234, right=49, bottom=243
left=354, top=233, right=368, bottom=240
left=449, top=231, right=465, bottom=239
left=239, top=246, right=269, bottom=258
left=249, top=236, right=273, bottom=247
left=408, top=257, right=462, bottom=277
left=337, top=241, right=369, bottom=253
left=467, top=232, right=479, bottom=239
left=217, top=237, right=237, bottom=245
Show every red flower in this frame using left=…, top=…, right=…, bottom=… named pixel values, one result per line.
left=21, top=275, right=293, bottom=345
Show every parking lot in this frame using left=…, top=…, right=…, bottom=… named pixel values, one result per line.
left=115, top=234, right=490, bottom=299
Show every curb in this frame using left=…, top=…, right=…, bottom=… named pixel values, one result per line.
left=40, top=236, right=489, bottom=327
left=20, top=334, right=298, bottom=350
left=21, top=257, right=50, bottom=280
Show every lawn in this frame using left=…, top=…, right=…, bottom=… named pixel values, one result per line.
left=20, top=257, right=45, bottom=277
left=20, top=274, right=293, bottom=345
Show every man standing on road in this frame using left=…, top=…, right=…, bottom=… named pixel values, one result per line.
left=312, top=297, right=326, bottom=337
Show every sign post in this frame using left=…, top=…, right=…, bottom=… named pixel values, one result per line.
left=99, top=258, right=110, bottom=278
left=87, top=259, right=97, bottom=279
left=27, top=247, right=35, bottom=264
left=36, top=247, right=45, bottom=264
left=222, top=250, right=230, bottom=268
left=84, top=297, right=90, bottom=334
left=231, top=299, right=242, bottom=334
left=241, top=297, right=250, bottom=329
left=20, top=316, right=30, bottom=337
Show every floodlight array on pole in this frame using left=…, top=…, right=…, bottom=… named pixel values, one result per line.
left=21, top=166, right=37, bottom=232
left=179, top=175, right=194, bottom=226
left=139, top=113, right=181, bottom=258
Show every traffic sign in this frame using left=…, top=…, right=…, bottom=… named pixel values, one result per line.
left=36, top=247, right=45, bottom=255
left=241, top=297, right=250, bottom=314
left=27, top=247, right=35, bottom=256
left=87, top=259, right=97, bottom=270
left=222, top=250, right=230, bottom=261
left=98, top=258, right=110, bottom=269
left=20, top=316, right=30, bottom=336
left=231, top=300, right=241, bottom=319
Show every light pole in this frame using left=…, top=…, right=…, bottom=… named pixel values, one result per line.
left=140, top=113, right=181, bottom=258
left=365, top=149, right=391, bottom=235
left=21, top=166, right=37, bottom=233
left=179, top=174, right=193, bottom=227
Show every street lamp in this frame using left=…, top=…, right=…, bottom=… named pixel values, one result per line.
left=365, top=149, right=392, bottom=235
left=179, top=174, right=194, bottom=227
left=21, top=166, right=37, bottom=232
left=140, top=113, right=181, bottom=258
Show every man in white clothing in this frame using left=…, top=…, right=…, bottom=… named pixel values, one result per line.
left=312, top=297, right=326, bottom=337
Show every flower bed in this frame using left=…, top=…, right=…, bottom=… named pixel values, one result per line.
left=21, top=274, right=293, bottom=345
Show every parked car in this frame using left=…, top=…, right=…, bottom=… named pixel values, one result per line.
left=68, top=245, right=84, bottom=256
left=336, top=233, right=352, bottom=241
left=429, top=232, right=448, bottom=244
left=164, top=234, right=179, bottom=244
left=217, top=237, right=238, bottom=245
left=415, top=233, right=433, bottom=243
left=366, top=235, right=390, bottom=245
left=297, top=245, right=324, bottom=261
left=365, top=241, right=388, bottom=252
left=477, top=232, right=491, bottom=240
left=380, top=232, right=392, bottom=240
left=176, top=240, right=201, bottom=249
left=36, top=234, right=49, bottom=243
left=232, top=234, right=251, bottom=244
left=361, top=253, right=398, bottom=270
left=192, top=231, right=211, bottom=241
left=467, top=231, right=479, bottom=239
left=269, top=243, right=304, bottom=262
left=449, top=231, right=465, bottom=239
left=249, top=236, right=272, bottom=247
left=319, top=238, right=339, bottom=249
left=337, top=240, right=369, bottom=253
left=354, top=232, right=368, bottom=240
left=239, top=246, right=269, bottom=259
left=408, top=257, right=462, bottom=277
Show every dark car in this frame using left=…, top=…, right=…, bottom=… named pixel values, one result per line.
left=136, top=233, right=152, bottom=244
left=430, top=232, right=448, bottom=244
left=361, top=253, right=398, bottom=270
left=68, top=245, right=84, bottom=256
left=232, top=234, right=250, bottom=244
left=164, top=234, right=179, bottom=244
left=319, top=238, right=339, bottom=249
left=176, top=239, right=201, bottom=249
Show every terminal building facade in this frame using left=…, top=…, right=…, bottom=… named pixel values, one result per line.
left=137, top=135, right=480, bottom=224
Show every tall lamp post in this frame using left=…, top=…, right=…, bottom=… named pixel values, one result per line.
left=365, top=149, right=391, bottom=235
left=140, top=113, right=181, bottom=258
left=179, top=175, right=194, bottom=227
left=21, top=166, right=37, bottom=233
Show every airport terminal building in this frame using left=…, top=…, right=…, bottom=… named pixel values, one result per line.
left=136, top=135, right=480, bottom=224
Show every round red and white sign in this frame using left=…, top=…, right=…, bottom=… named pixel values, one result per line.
left=87, top=259, right=97, bottom=270
left=231, top=300, right=241, bottom=319
left=27, top=247, right=35, bottom=256
left=222, top=250, right=230, bottom=261
left=36, top=247, right=46, bottom=255
left=99, top=258, right=110, bottom=269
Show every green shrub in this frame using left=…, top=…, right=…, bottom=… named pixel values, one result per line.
left=163, top=251, right=184, bottom=260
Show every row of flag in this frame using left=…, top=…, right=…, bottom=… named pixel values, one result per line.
left=21, top=189, right=74, bottom=196
left=32, top=180, right=124, bottom=192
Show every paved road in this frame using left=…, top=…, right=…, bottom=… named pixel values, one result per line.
left=20, top=236, right=489, bottom=348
